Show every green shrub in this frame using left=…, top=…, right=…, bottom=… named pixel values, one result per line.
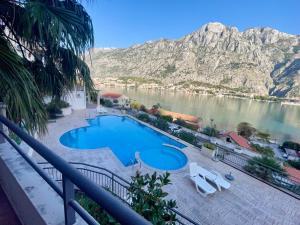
left=174, top=118, right=186, bottom=126
left=46, top=103, right=62, bottom=119
left=76, top=192, right=118, bottom=224
left=256, top=131, right=271, bottom=141
left=77, top=171, right=178, bottom=224
left=139, top=104, right=147, bottom=112
left=244, top=156, right=286, bottom=181
left=160, top=115, right=173, bottom=122
left=89, top=90, right=98, bottom=103
left=137, top=113, right=152, bottom=123
left=9, top=131, right=21, bottom=145
left=186, top=123, right=198, bottom=131
left=251, top=144, right=274, bottom=157
left=103, top=99, right=113, bottom=107
left=203, top=142, right=215, bottom=150
left=175, top=130, right=196, bottom=145
left=45, top=99, right=70, bottom=119
left=237, top=122, right=256, bottom=139
left=202, top=126, right=219, bottom=137
left=287, top=160, right=300, bottom=170
left=152, top=118, right=169, bottom=131
left=174, top=118, right=198, bottom=131
left=128, top=171, right=177, bottom=224
left=55, top=99, right=70, bottom=108
left=152, top=103, right=161, bottom=110
left=130, top=101, right=141, bottom=110
left=282, top=141, right=300, bottom=151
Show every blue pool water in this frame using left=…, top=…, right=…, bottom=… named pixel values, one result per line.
left=60, top=115, right=187, bottom=170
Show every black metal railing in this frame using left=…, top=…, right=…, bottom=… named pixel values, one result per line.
left=216, top=146, right=300, bottom=199
left=38, top=162, right=200, bottom=225
left=129, top=109, right=300, bottom=200
left=0, top=115, right=150, bottom=225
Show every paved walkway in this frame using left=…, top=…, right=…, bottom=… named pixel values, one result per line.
left=37, top=109, right=300, bottom=225
left=0, top=186, right=21, bottom=225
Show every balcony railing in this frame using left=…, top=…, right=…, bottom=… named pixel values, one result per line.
left=216, top=145, right=300, bottom=199
left=38, top=162, right=200, bottom=225
left=0, top=115, right=151, bottom=225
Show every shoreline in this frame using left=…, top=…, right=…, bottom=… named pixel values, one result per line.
left=96, top=83, right=300, bottom=105
left=97, top=84, right=300, bottom=142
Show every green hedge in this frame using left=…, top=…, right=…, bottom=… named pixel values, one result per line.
left=282, top=141, right=300, bottom=151
left=174, top=118, right=198, bottom=131
left=103, top=99, right=113, bottom=107
left=203, top=142, right=215, bottom=150
left=76, top=192, right=118, bottom=224
left=287, top=160, right=300, bottom=170
left=76, top=171, right=178, bottom=225
left=46, top=99, right=70, bottom=119
left=251, top=144, right=274, bottom=157
left=175, top=131, right=197, bottom=145
left=137, top=113, right=152, bottom=123
left=244, top=156, right=286, bottom=181
left=152, top=118, right=169, bottom=131
left=160, top=115, right=173, bottom=122
left=202, top=126, right=219, bottom=137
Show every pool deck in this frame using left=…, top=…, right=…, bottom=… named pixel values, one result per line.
left=37, top=108, right=300, bottom=225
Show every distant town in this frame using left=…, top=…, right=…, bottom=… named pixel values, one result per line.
left=93, top=77, right=300, bottom=105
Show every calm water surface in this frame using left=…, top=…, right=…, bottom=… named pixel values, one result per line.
left=104, top=87, right=300, bottom=142
left=60, top=115, right=187, bottom=170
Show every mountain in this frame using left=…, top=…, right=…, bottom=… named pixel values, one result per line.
left=89, top=22, right=300, bottom=97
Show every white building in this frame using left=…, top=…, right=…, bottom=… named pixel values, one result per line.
left=63, top=85, right=86, bottom=110
left=44, top=85, right=87, bottom=116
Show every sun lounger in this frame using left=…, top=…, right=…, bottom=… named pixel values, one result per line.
left=196, top=164, right=231, bottom=191
left=189, top=163, right=216, bottom=196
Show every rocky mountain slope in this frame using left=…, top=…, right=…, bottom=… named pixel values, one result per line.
left=90, top=22, right=300, bottom=97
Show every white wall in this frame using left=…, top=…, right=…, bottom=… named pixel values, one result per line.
left=63, top=88, right=86, bottom=110
left=43, top=96, right=52, bottom=104
left=43, top=87, right=87, bottom=111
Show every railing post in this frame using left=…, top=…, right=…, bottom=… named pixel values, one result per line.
left=0, top=103, right=7, bottom=144
left=112, top=174, right=115, bottom=193
left=62, top=175, right=76, bottom=225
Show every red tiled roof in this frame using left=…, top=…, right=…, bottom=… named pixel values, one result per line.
left=160, top=109, right=199, bottom=123
left=223, top=131, right=252, bottom=150
left=285, top=167, right=300, bottom=183
left=101, top=92, right=122, bottom=99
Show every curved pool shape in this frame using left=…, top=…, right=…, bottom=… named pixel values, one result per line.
left=139, top=146, right=188, bottom=170
left=60, top=115, right=187, bottom=170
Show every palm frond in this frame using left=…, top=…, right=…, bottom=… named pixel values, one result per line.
left=21, top=0, right=94, bottom=54
left=0, top=0, right=94, bottom=133
left=0, top=36, right=47, bottom=134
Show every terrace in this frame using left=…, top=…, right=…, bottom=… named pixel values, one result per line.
left=34, top=108, right=300, bottom=225
left=0, top=112, right=150, bottom=225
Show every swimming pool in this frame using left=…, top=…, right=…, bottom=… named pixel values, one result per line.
left=60, top=115, right=187, bottom=170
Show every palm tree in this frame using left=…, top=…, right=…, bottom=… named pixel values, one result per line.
left=0, top=0, right=94, bottom=134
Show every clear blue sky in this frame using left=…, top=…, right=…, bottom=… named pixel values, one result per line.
left=83, top=0, right=300, bottom=48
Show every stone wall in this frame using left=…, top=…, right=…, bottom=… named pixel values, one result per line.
left=0, top=142, right=65, bottom=225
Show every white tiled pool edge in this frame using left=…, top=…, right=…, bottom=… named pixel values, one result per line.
left=37, top=108, right=300, bottom=225
left=60, top=112, right=194, bottom=172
